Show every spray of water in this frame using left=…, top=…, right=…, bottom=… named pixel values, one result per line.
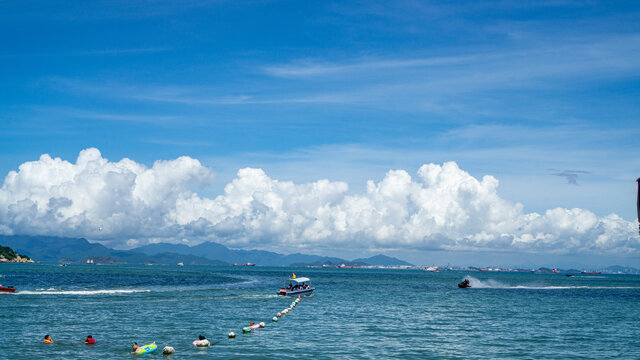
left=461, top=276, right=637, bottom=289
left=464, top=276, right=509, bottom=288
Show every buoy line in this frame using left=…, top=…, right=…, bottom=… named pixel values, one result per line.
left=240, top=295, right=302, bottom=335
left=110, top=295, right=306, bottom=355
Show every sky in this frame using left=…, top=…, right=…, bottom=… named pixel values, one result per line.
left=1, top=0, right=639, bottom=267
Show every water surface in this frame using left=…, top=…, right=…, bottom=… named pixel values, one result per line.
left=1, top=264, right=638, bottom=359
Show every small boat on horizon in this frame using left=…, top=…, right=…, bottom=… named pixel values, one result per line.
left=279, top=274, right=314, bottom=296
left=177, top=262, right=184, bottom=266
left=581, top=271, right=602, bottom=275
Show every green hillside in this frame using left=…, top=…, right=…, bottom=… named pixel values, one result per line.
left=0, top=244, right=31, bottom=261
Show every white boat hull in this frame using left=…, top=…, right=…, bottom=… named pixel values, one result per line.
left=279, top=287, right=314, bottom=296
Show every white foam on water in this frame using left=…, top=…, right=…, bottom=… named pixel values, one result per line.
left=465, top=276, right=509, bottom=288
left=462, top=276, right=638, bottom=290
left=240, top=294, right=281, bottom=299
left=16, top=289, right=151, bottom=295
left=509, top=285, right=638, bottom=290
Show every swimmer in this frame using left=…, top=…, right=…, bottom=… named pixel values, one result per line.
left=194, top=334, right=210, bottom=347
left=84, top=335, right=95, bottom=344
left=131, top=342, right=140, bottom=354
left=43, top=335, right=54, bottom=344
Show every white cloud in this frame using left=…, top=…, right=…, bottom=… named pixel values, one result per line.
left=0, top=148, right=637, bottom=255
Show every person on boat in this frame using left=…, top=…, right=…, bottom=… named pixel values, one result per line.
left=195, top=334, right=210, bottom=347
left=43, top=335, right=54, bottom=344
left=131, top=342, right=140, bottom=353
left=84, top=335, right=95, bottom=344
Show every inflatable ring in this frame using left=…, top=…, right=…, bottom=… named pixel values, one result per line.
left=136, top=342, right=157, bottom=354
left=193, top=339, right=210, bottom=347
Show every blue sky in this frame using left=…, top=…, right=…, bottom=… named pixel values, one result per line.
left=1, top=1, right=639, bottom=266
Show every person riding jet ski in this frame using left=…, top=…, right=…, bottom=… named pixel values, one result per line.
left=458, top=279, right=471, bottom=288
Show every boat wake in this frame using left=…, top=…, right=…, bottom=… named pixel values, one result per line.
left=231, top=294, right=281, bottom=299
left=463, top=276, right=637, bottom=290
left=16, top=289, right=151, bottom=295
left=465, top=276, right=509, bottom=288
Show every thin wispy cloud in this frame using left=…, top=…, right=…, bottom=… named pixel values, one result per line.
left=31, top=106, right=183, bottom=124
left=264, top=34, right=640, bottom=81
left=263, top=54, right=480, bottom=77
left=0, top=47, right=173, bottom=58
left=40, top=34, right=640, bottom=116
left=551, top=170, right=592, bottom=185
left=140, top=138, right=215, bottom=147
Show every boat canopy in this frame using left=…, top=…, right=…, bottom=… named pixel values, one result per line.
left=287, top=277, right=310, bottom=283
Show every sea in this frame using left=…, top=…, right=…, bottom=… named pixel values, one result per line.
left=1, top=264, right=638, bottom=359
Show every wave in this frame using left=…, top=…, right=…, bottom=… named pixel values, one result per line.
left=465, top=276, right=509, bottom=288
left=463, top=276, right=638, bottom=290
left=237, top=294, right=281, bottom=299
left=16, top=289, right=151, bottom=295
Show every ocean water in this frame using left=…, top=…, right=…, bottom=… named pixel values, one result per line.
left=1, top=264, right=638, bottom=359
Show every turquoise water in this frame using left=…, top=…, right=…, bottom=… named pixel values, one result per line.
left=1, top=264, right=638, bottom=359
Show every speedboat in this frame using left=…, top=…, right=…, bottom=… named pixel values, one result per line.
left=0, top=284, right=15, bottom=293
left=458, top=279, right=471, bottom=288
left=0, top=275, right=15, bottom=293
left=279, top=274, right=314, bottom=296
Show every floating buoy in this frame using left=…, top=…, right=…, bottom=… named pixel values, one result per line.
left=162, top=346, right=175, bottom=355
left=259, top=322, right=265, bottom=328
left=272, top=316, right=278, bottom=322
left=276, top=312, right=281, bottom=317
left=228, top=332, right=236, bottom=338
left=193, top=339, right=210, bottom=347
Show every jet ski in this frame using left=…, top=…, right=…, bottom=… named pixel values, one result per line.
left=458, top=279, right=471, bottom=288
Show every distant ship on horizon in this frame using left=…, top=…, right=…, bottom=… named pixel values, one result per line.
left=233, top=262, right=256, bottom=267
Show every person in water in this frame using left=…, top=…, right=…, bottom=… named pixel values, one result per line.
left=84, top=335, right=95, bottom=344
left=43, top=335, right=54, bottom=344
left=131, top=342, right=140, bottom=353
left=195, top=334, right=210, bottom=347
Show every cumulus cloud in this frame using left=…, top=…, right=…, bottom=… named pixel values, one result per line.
left=0, top=148, right=637, bottom=254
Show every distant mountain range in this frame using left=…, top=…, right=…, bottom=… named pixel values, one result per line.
left=0, top=235, right=413, bottom=267
left=0, top=235, right=226, bottom=265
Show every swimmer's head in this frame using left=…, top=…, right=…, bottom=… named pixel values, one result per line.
left=199, top=335, right=205, bottom=340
